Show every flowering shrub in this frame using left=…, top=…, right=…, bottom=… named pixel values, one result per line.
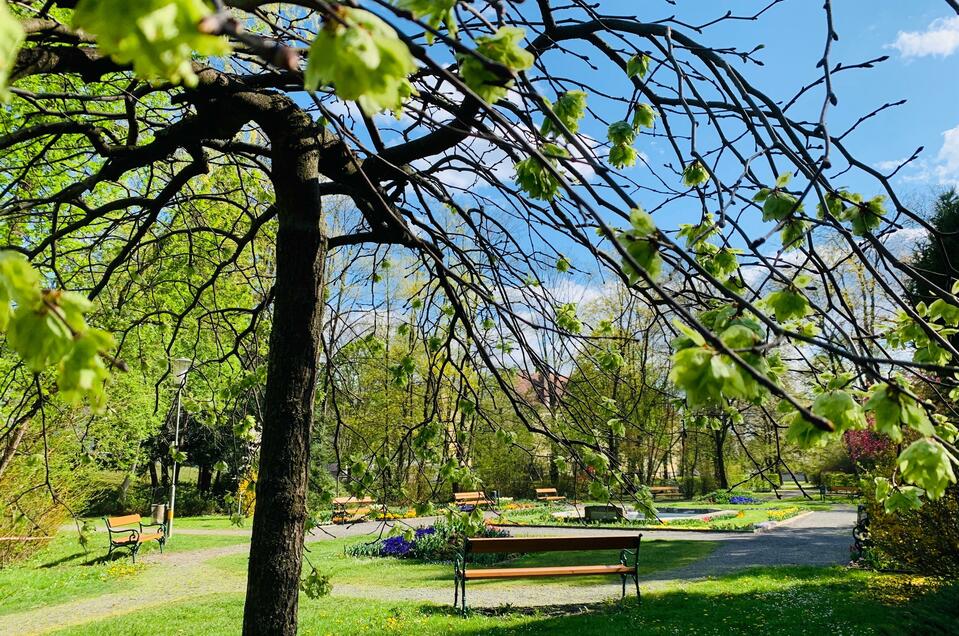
left=844, top=429, right=890, bottom=464
left=345, top=520, right=512, bottom=564
left=697, top=490, right=758, bottom=504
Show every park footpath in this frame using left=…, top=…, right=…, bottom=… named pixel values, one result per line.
left=0, top=507, right=856, bottom=635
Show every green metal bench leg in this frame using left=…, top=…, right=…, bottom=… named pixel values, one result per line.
left=461, top=577, right=467, bottom=615
left=634, top=574, right=641, bottom=602
left=621, top=573, right=627, bottom=599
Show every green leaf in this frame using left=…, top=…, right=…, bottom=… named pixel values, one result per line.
left=7, top=306, right=73, bottom=372
left=847, top=195, right=886, bottom=236
left=764, top=287, right=811, bottom=323
left=73, top=0, right=230, bottom=87
left=541, top=90, right=588, bottom=137
left=394, top=0, right=458, bottom=43
left=780, top=218, right=809, bottom=251
left=762, top=190, right=801, bottom=222
left=631, top=103, right=656, bottom=129
left=785, top=411, right=836, bottom=448
left=458, top=26, right=533, bottom=104
left=682, top=161, right=709, bottom=187
left=300, top=567, right=333, bottom=599
left=305, top=7, right=417, bottom=115
left=608, top=418, right=626, bottom=436
left=57, top=328, right=114, bottom=410
left=514, top=143, right=568, bottom=200
left=213, top=460, right=229, bottom=472
left=588, top=479, right=610, bottom=502
left=0, top=0, right=24, bottom=101
left=555, top=255, right=571, bottom=273
left=811, top=390, right=866, bottom=433
left=626, top=53, right=650, bottom=79
left=897, top=439, right=956, bottom=500
left=609, top=144, right=638, bottom=169
left=555, top=303, right=582, bottom=334
left=775, top=172, right=793, bottom=188
left=607, top=121, right=636, bottom=146
left=865, top=381, right=934, bottom=443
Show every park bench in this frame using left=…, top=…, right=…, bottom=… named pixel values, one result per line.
left=535, top=487, right=566, bottom=502
left=453, top=491, right=494, bottom=510
left=453, top=534, right=642, bottom=612
left=104, top=514, right=165, bottom=563
left=331, top=496, right=375, bottom=524
left=820, top=485, right=861, bottom=500
left=649, top=486, right=683, bottom=501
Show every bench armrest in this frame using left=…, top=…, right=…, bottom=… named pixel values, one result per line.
left=107, top=527, right=139, bottom=542
left=139, top=521, right=165, bottom=536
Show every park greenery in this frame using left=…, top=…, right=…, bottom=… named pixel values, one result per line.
left=0, top=1, right=957, bottom=634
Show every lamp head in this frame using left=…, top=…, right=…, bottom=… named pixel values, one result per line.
left=172, top=358, right=192, bottom=386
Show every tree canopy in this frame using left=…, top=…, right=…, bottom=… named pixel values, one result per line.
left=0, top=1, right=958, bottom=634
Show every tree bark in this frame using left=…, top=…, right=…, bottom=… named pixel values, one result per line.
left=242, top=103, right=325, bottom=636
left=714, top=427, right=729, bottom=490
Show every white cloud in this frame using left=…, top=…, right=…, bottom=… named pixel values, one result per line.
left=889, top=16, right=959, bottom=58
left=934, top=123, right=959, bottom=184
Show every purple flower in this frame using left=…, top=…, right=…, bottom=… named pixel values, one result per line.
left=414, top=527, right=436, bottom=540
left=380, top=535, right=413, bottom=557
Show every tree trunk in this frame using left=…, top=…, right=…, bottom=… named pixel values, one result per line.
left=148, top=461, right=159, bottom=491
left=197, top=465, right=212, bottom=493
left=243, top=108, right=325, bottom=636
left=714, top=427, right=729, bottom=490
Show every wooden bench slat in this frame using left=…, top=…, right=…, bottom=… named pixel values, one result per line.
left=464, top=564, right=634, bottom=579
left=467, top=535, right=640, bottom=554
left=107, top=514, right=141, bottom=527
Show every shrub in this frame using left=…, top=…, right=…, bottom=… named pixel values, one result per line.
left=697, top=489, right=757, bottom=504
left=864, top=483, right=959, bottom=576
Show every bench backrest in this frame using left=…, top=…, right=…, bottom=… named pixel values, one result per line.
left=454, top=491, right=487, bottom=501
left=106, top=514, right=141, bottom=528
left=535, top=488, right=558, bottom=496
left=465, top=535, right=640, bottom=554
left=649, top=486, right=679, bottom=492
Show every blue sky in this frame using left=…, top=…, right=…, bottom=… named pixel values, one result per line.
left=620, top=1, right=959, bottom=196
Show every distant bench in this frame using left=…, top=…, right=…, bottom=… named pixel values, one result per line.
left=820, top=485, right=862, bottom=499
left=454, top=491, right=494, bottom=510
left=331, top=497, right=374, bottom=524
left=649, top=486, right=683, bottom=501
left=104, top=514, right=165, bottom=563
left=535, top=488, right=566, bottom=502
left=453, top=534, right=642, bottom=612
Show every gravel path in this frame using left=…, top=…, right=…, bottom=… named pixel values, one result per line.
left=2, top=508, right=856, bottom=634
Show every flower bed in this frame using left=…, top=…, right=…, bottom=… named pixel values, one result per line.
left=345, top=520, right=512, bottom=564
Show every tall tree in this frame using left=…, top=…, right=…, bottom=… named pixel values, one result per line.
left=1, top=2, right=958, bottom=634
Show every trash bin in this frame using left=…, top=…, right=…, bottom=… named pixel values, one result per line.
left=151, top=503, right=166, bottom=525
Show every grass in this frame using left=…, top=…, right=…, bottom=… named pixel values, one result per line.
left=495, top=498, right=835, bottom=531
left=0, top=525, right=250, bottom=616
left=210, top=535, right=719, bottom=591
left=47, top=566, right=959, bottom=635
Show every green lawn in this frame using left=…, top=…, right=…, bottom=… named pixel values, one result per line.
left=0, top=527, right=250, bottom=616
left=496, top=498, right=842, bottom=531
left=48, top=567, right=959, bottom=635
left=210, top=536, right=718, bottom=591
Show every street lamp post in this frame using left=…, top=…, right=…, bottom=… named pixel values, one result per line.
left=167, top=357, right=191, bottom=539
